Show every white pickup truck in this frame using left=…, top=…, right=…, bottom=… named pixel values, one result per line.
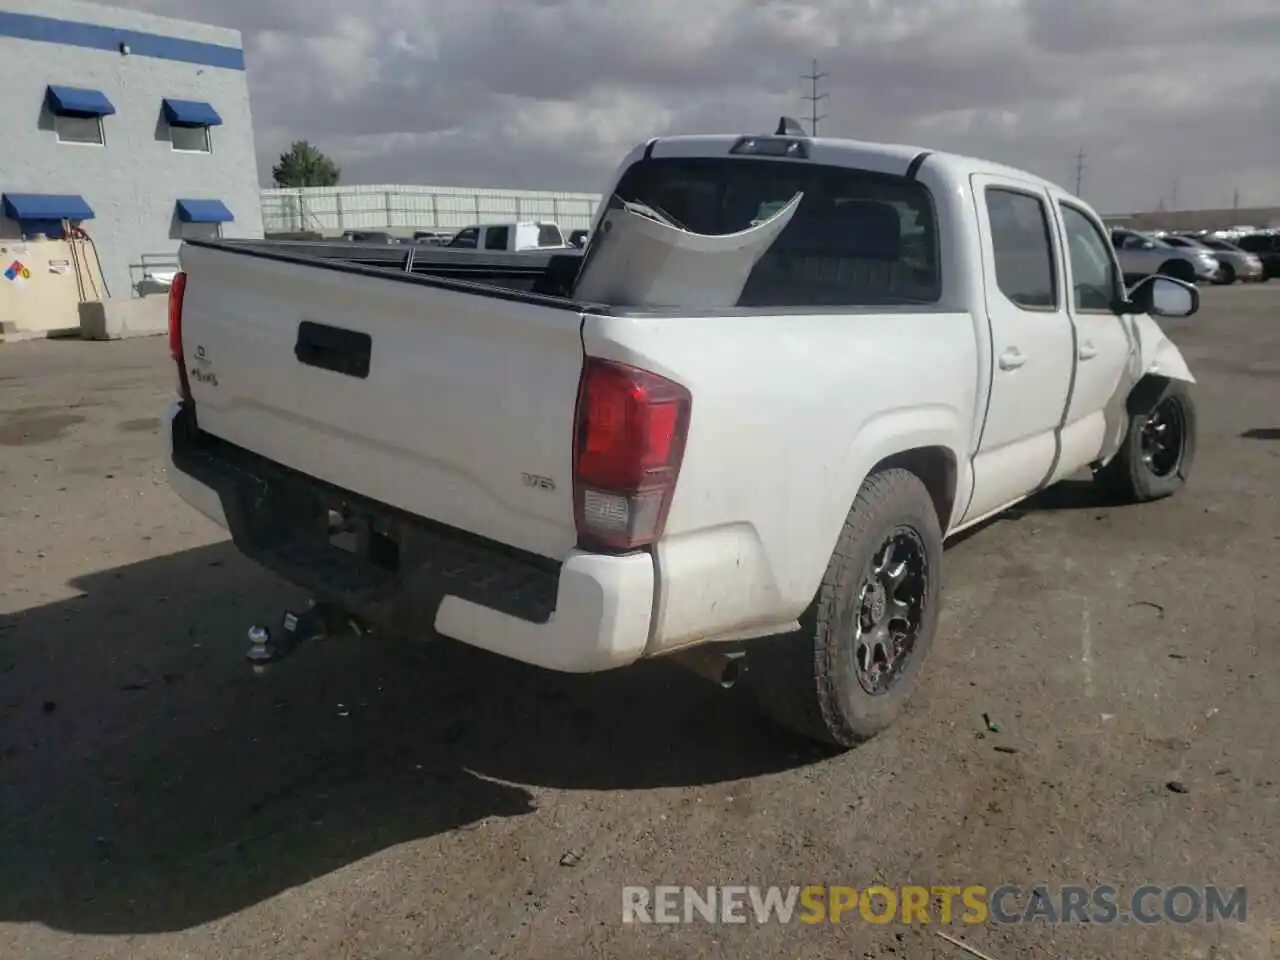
left=164, top=124, right=1200, bottom=748
left=445, top=220, right=568, bottom=252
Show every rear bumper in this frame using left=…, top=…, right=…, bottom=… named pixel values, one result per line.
left=163, top=401, right=654, bottom=672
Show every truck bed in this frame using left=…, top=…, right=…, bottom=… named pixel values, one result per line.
left=174, top=239, right=596, bottom=562
left=205, top=238, right=587, bottom=299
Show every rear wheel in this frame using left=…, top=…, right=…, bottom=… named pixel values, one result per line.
left=1214, top=263, right=1236, bottom=285
left=743, top=468, right=943, bottom=748
left=1159, top=260, right=1196, bottom=283
left=1096, top=379, right=1197, bottom=502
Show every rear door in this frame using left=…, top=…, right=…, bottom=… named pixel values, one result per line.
left=961, top=175, right=1078, bottom=523
left=178, top=242, right=585, bottom=560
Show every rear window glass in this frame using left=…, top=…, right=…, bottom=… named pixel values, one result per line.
left=537, top=223, right=563, bottom=247
left=610, top=157, right=940, bottom=306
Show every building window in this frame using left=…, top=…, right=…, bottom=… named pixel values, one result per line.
left=55, top=114, right=105, bottom=145
left=180, top=222, right=222, bottom=240
left=170, top=124, right=211, bottom=153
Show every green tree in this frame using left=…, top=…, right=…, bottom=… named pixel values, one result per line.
left=271, top=140, right=341, bottom=188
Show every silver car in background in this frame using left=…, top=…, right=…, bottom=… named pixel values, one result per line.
left=1172, top=234, right=1267, bottom=284
left=1110, top=227, right=1221, bottom=284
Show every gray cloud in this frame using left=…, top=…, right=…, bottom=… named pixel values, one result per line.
left=107, top=0, right=1279, bottom=212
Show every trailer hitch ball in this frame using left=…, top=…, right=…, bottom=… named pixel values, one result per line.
left=247, top=624, right=274, bottom=673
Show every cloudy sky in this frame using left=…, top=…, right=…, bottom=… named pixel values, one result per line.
left=110, top=0, right=1278, bottom=214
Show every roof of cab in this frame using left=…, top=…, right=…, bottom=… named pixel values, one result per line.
left=644, top=133, right=1070, bottom=199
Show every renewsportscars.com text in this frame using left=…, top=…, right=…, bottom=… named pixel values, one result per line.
left=621, top=884, right=1247, bottom=926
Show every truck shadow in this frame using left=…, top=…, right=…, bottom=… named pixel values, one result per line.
left=1014, top=478, right=1121, bottom=512
left=1241, top=427, right=1280, bottom=440
left=0, top=542, right=815, bottom=936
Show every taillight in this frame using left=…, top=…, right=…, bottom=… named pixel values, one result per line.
left=167, top=271, right=192, bottom=402
left=572, top=357, right=691, bottom=552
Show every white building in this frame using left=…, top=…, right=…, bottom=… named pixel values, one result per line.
left=0, top=0, right=263, bottom=302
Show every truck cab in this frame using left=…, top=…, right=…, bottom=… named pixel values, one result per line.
left=446, top=221, right=567, bottom=252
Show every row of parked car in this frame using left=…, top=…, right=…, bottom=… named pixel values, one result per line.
left=1110, top=226, right=1279, bottom=285
left=339, top=225, right=594, bottom=250
left=332, top=220, right=1275, bottom=289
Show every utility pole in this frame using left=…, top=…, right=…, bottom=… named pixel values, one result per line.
left=1233, top=187, right=1240, bottom=210
left=800, top=59, right=828, bottom=135
left=1073, top=146, right=1086, bottom=196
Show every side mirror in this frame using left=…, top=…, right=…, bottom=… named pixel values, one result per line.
left=1125, top=274, right=1199, bottom=318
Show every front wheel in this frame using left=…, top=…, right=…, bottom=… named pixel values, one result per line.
left=743, top=468, right=944, bottom=748
left=1096, top=379, right=1197, bottom=502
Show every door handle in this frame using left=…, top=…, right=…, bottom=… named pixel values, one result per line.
left=998, top=348, right=1026, bottom=371
left=1078, top=340, right=1098, bottom=360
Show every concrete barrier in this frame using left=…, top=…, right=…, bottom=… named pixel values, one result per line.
left=79, top=295, right=168, bottom=340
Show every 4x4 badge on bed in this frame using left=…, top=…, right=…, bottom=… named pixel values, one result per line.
left=190, top=344, right=218, bottom=386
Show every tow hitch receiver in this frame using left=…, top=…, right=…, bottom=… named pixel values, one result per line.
left=246, top=601, right=366, bottom=672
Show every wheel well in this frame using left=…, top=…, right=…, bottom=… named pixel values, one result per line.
left=1126, top=374, right=1172, bottom=416
left=871, top=447, right=958, bottom=529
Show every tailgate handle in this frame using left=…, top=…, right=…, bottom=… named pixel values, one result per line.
left=295, top=321, right=371, bottom=379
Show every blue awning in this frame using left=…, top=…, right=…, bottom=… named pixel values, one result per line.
left=2, top=192, right=95, bottom=221
left=162, top=98, right=223, bottom=127
left=45, top=84, right=116, bottom=117
left=176, top=199, right=234, bottom=223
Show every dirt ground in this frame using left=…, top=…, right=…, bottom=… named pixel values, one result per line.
left=1, top=285, right=1277, bottom=960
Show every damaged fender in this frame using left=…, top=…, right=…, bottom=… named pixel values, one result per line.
left=1095, top=312, right=1197, bottom=468
left=1133, top=313, right=1196, bottom=384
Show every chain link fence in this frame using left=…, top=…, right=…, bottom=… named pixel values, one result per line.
left=260, top=184, right=604, bottom=236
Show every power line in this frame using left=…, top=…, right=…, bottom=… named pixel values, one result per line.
left=800, top=59, right=828, bottom=135
left=1073, top=146, right=1086, bottom=196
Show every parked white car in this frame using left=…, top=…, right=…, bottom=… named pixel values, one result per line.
left=163, top=123, right=1200, bottom=748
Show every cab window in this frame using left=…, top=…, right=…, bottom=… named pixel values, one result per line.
left=1060, top=204, right=1120, bottom=312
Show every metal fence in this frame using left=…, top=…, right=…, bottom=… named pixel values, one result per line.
left=260, top=184, right=605, bottom=235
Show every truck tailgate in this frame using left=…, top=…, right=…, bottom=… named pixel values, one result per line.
left=177, top=242, right=585, bottom=561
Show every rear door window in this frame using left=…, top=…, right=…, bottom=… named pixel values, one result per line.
left=985, top=188, right=1058, bottom=310
left=610, top=156, right=941, bottom=307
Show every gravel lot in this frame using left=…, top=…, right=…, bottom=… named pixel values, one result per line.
left=1, top=285, right=1277, bottom=960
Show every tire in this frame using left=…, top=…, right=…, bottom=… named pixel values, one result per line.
left=743, top=468, right=944, bottom=748
left=1096, top=379, right=1197, bottom=502
left=1214, top=263, right=1235, bottom=285
left=1159, top=260, right=1196, bottom=283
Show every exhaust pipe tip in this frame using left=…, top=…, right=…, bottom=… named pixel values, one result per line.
left=671, top=646, right=744, bottom=689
